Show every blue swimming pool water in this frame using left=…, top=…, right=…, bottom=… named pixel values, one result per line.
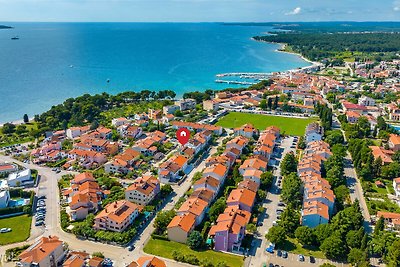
left=8, top=198, right=28, bottom=207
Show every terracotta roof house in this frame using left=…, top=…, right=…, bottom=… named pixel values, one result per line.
left=177, top=197, right=209, bottom=226
left=71, top=172, right=96, bottom=185
left=167, top=213, right=196, bottom=243
left=301, top=201, right=330, bottom=228
left=389, top=134, right=400, bottom=152
left=234, top=124, right=258, bottom=138
left=125, top=175, right=160, bottom=206
left=226, top=188, right=256, bottom=212
left=93, top=200, right=141, bottom=232
left=19, top=236, right=65, bottom=267
left=208, top=206, right=251, bottom=252
left=129, top=256, right=166, bottom=267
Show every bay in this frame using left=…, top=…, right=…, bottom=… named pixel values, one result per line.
left=0, top=22, right=310, bottom=122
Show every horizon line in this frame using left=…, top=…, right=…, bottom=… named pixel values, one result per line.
left=2, top=20, right=400, bottom=24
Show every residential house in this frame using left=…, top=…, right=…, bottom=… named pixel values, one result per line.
left=19, top=236, right=65, bottom=267
left=208, top=206, right=251, bottom=252
left=346, top=111, right=361, bottom=123
left=389, top=134, right=400, bottom=152
left=393, top=177, right=400, bottom=198
left=234, top=124, right=258, bottom=138
left=203, top=100, right=219, bottom=112
left=0, top=190, right=10, bottom=208
left=301, top=201, right=329, bottom=228
left=128, top=256, right=166, bottom=267
left=7, top=169, right=32, bottom=187
left=193, top=176, right=221, bottom=193
left=226, top=188, right=256, bottom=212
left=167, top=213, right=196, bottom=243
left=305, top=122, right=323, bottom=144
left=111, top=117, right=129, bottom=127
left=177, top=197, right=208, bottom=226
left=202, top=163, right=228, bottom=182
left=125, top=175, right=160, bottom=206
left=358, top=96, right=376, bottom=106
left=93, top=200, right=141, bottom=232
left=370, top=146, right=394, bottom=165
left=175, top=99, right=196, bottom=111
left=158, top=155, right=189, bottom=184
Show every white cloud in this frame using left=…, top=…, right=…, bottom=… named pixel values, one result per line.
left=285, top=7, right=301, bottom=15
left=394, top=0, right=400, bottom=11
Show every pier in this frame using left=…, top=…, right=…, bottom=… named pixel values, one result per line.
left=215, top=79, right=257, bottom=85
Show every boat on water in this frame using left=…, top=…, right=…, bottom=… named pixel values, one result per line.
left=11, top=36, right=19, bottom=40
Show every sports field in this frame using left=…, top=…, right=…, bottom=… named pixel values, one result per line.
left=216, top=112, right=318, bottom=136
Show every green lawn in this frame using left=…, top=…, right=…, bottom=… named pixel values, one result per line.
left=0, top=215, right=32, bottom=245
left=216, top=112, right=317, bottom=136
left=281, top=238, right=326, bottom=259
left=144, top=238, right=244, bottom=267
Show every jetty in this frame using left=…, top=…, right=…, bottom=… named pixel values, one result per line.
left=215, top=79, right=256, bottom=85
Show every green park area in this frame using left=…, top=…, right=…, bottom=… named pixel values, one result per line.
left=144, top=238, right=244, bottom=267
left=0, top=214, right=32, bottom=245
left=216, top=112, right=317, bottom=136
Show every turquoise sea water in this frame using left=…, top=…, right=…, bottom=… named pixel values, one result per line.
left=0, top=23, right=310, bottom=122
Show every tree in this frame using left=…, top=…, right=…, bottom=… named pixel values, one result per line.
left=279, top=205, right=300, bottom=237
left=374, top=216, right=385, bottom=234
left=325, top=130, right=344, bottom=146
left=174, top=110, right=183, bottom=117
left=160, top=184, right=173, bottom=197
left=273, top=96, right=279, bottom=110
left=209, top=197, right=226, bottom=222
left=387, top=239, right=400, bottom=267
left=280, top=152, right=298, bottom=176
left=187, top=230, right=203, bottom=249
left=23, top=114, right=29, bottom=123
left=1, top=123, right=16, bottom=134
left=260, top=99, right=267, bottom=110
left=267, top=98, right=273, bottom=110
left=295, top=226, right=316, bottom=246
left=260, top=171, right=274, bottom=190
left=92, top=252, right=105, bottom=258
left=320, top=232, right=348, bottom=260
left=281, top=173, right=303, bottom=208
left=346, top=227, right=364, bottom=249
left=314, top=224, right=332, bottom=246
left=347, top=248, right=367, bottom=266
left=319, top=264, right=336, bottom=267
left=246, top=223, right=257, bottom=234
left=154, top=210, right=176, bottom=234
left=266, top=225, right=286, bottom=246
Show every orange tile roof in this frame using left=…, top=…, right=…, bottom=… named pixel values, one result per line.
left=136, top=256, right=166, bottom=267
left=72, top=172, right=95, bottom=184
left=167, top=213, right=196, bottom=233
left=227, top=188, right=256, bottom=208
left=178, top=197, right=208, bottom=216
left=194, top=176, right=220, bottom=189
left=209, top=206, right=251, bottom=236
left=95, top=200, right=140, bottom=224
left=390, top=134, right=400, bottom=146
left=88, top=257, right=103, bottom=267
left=303, top=201, right=329, bottom=220
left=20, top=236, right=63, bottom=265
left=63, top=254, right=85, bottom=267
left=238, top=179, right=259, bottom=192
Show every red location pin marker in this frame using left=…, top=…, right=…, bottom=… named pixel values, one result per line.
left=176, top=128, right=190, bottom=146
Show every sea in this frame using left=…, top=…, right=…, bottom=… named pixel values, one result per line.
left=0, top=23, right=310, bottom=123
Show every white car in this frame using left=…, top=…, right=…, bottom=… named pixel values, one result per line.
left=0, top=228, right=11, bottom=233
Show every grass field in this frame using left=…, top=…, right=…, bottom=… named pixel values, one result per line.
left=144, top=238, right=244, bottom=267
left=281, top=238, right=326, bottom=259
left=216, top=112, right=318, bottom=136
left=0, top=215, right=32, bottom=245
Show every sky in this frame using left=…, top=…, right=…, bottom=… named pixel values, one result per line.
left=0, top=0, right=399, bottom=22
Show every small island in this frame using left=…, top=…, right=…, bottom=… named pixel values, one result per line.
left=0, top=25, right=12, bottom=29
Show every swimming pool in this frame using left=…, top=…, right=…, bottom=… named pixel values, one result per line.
left=8, top=198, right=29, bottom=207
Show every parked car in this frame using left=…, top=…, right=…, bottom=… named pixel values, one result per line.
left=127, top=245, right=134, bottom=251
left=278, top=202, right=285, bottom=207
left=282, top=251, right=288, bottom=258
left=298, top=255, right=305, bottom=262
left=277, top=250, right=282, bottom=257
left=0, top=228, right=11, bottom=233
left=309, top=256, right=315, bottom=263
